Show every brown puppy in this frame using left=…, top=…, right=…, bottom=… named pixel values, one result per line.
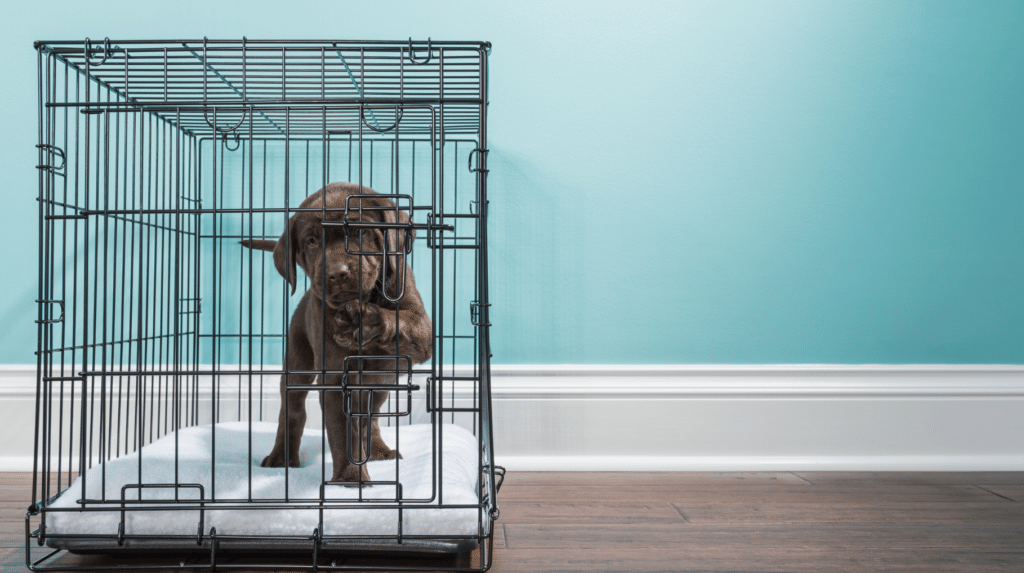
left=244, top=182, right=432, bottom=485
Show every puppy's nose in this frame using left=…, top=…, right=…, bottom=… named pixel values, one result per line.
left=327, top=262, right=350, bottom=283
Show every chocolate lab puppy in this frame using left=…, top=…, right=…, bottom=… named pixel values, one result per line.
left=243, top=182, right=432, bottom=484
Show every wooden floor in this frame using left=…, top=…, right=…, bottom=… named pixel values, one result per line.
left=3, top=471, right=1022, bottom=572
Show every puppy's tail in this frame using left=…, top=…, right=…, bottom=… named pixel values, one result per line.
left=240, top=239, right=276, bottom=252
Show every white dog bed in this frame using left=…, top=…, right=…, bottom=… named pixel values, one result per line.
left=45, top=421, right=482, bottom=552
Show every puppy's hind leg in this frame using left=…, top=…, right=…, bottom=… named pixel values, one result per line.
left=261, top=319, right=315, bottom=468
left=261, top=375, right=312, bottom=468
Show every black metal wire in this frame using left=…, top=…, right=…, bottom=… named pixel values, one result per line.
left=30, top=38, right=497, bottom=572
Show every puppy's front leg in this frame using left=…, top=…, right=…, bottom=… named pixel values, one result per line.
left=368, top=389, right=401, bottom=461
left=322, top=372, right=372, bottom=485
left=333, top=304, right=425, bottom=463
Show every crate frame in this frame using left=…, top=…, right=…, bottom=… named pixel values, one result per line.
left=30, top=37, right=500, bottom=572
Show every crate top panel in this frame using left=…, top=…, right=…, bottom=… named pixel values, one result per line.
left=36, top=39, right=489, bottom=137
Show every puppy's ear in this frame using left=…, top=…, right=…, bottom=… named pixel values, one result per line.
left=272, top=220, right=299, bottom=295
left=380, top=202, right=414, bottom=273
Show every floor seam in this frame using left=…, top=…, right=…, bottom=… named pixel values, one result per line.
left=789, top=471, right=813, bottom=485
left=973, top=485, right=1016, bottom=502
left=669, top=503, right=690, bottom=523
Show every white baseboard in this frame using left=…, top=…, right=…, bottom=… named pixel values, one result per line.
left=3, top=364, right=1023, bottom=472
left=485, top=365, right=1024, bottom=471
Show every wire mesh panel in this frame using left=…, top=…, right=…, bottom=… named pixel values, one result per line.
left=30, top=38, right=500, bottom=571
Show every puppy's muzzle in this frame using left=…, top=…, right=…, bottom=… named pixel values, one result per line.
left=322, top=261, right=360, bottom=308
left=327, top=261, right=350, bottom=284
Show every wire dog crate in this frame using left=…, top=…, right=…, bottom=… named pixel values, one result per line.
left=30, top=38, right=501, bottom=571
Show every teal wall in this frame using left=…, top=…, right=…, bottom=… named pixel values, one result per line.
left=2, top=0, right=1021, bottom=364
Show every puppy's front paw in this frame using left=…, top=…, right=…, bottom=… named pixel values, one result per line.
left=370, top=446, right=402, bottom=461
left=261, top=451, right=300, bottom=468
left=333, top=463, right=372, bottom=487
left=333, top=301, right=387, bottom=348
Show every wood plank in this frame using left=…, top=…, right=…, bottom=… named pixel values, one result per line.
left=0, top=508, right=24, bottom=547
left=0, top=487, right=74, bottom=504
left=0, top=502, right=34, bottom=516
left=794, top=471, right=1024, bottom=485
left=0, top=520, right=23, bottom=540
left=498, top=502, right=685, bottom=524
left=0, top=537, right=19, bottom=550
left=503, top=523, right=1024, bottom=550
left=486, top=546, right=1024, bottom=573
left=0, top=473, right=78, bottom=508
left=503, top=471, right=807, bottom=486
left=0, top=474, right=77, bottom=489
left=0, top=472, right=78, bottom=482
left=673, top=501, right=1024, bottom=524
left=0, top=548, right=21, bottom=573
left=498, top=483, right=1002, bottom=504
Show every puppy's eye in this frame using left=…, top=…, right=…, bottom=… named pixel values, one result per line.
left=307, top=237, right=317, bottom=246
